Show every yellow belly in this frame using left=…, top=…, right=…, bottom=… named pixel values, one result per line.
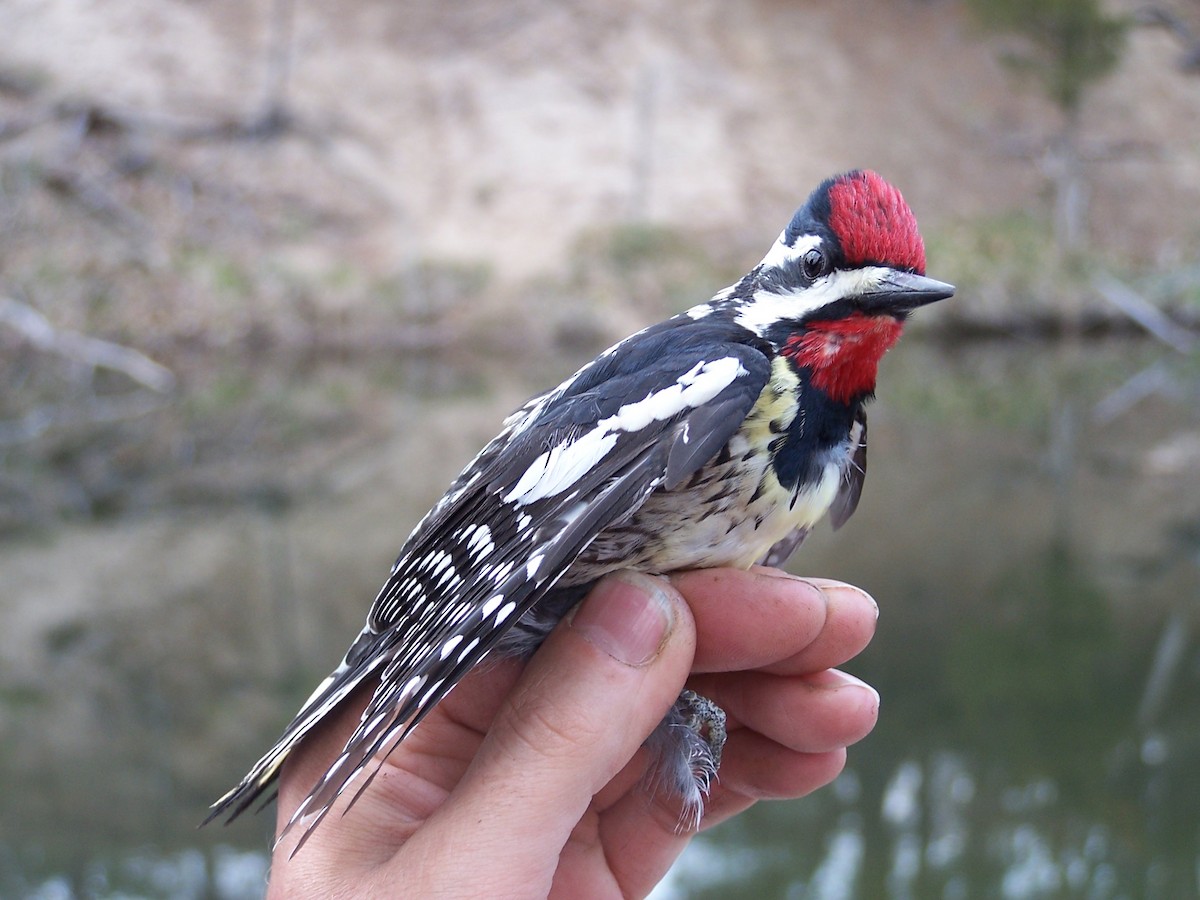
left=571, top=356, right=850, bottom=579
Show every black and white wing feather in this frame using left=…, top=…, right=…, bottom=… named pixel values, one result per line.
left=207, top=319, right=772, bottom=843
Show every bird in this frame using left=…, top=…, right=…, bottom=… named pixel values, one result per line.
left=206, top=169, right=954, bottom=848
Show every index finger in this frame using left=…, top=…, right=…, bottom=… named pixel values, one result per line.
left=669, top=568, right=877, bottom=676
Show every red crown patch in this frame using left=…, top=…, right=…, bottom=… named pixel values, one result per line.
left=827, top=171, right=926, bottom=275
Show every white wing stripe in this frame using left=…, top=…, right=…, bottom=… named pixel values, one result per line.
left=503, top=429, right=620, bottom=506
left=504, top=357, right=748, bottom=506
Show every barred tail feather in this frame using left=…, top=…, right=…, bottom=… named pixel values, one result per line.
left=277, top=449, right=674, bottom=851
left=203, top=631, right=389, bottom=826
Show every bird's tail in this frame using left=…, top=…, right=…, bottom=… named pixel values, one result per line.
left=202, top=629, right=388, bottom=826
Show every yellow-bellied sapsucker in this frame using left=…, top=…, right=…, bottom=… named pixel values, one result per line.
left=206, top=170, right=954, bottom=845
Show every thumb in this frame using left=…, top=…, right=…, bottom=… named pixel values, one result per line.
left=401, top=571, right=696, bottom=889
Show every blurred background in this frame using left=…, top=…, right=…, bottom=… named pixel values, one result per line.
left=2, top=0, right=1198, bottom=897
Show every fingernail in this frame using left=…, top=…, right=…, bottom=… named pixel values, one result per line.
left=825, top=669, right=881, bottom=705
left=754, top=565, right=810, bottom=581
left=571, top=572, right=673, bottom=667
left=803, top=578, right=879, bottom=620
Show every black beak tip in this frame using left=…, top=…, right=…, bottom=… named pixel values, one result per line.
left=868, top=271, right=955, bottom=312
left=907, top=275, right=956, bottom=307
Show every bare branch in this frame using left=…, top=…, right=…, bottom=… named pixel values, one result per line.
left=1092, top=274, right=1197, bottom=354
left=41, top=164, right=153, bottom=237
left=0, top=297, right=175, bottom=393
left=1092, top=362, right=1181, bottom=423
left=1136, top=610, right=1191, bottom=729
left=1136, top=6, right=1200, bottom=72
left=258, top=0, right=298, bottom=132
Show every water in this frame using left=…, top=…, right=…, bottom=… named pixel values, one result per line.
left=1, top=338, right=1197, bottom=898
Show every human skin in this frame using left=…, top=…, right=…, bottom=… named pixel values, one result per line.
left=268, top=566, right=880, bottom=899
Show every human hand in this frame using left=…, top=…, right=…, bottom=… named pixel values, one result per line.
left=268, top=567, right=879, bottom=898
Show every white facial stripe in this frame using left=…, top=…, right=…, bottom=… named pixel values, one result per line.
left=758, top=232, right=822, bottom=270
left=503, top=356, right=748, bottom=506
left=735, top=266, right=889, bottom=335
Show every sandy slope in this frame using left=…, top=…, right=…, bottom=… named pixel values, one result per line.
left=4, top=0, right=1197, bottom=291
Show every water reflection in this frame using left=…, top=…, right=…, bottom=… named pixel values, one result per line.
left=10, top=847, right=268, bottom=900
left=1, top=340, right=1196, bottom=898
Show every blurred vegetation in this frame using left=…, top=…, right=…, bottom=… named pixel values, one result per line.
left=558, top=222, right=743, bottom=330
left=927, top=212, right=1089, bottom=319
left=0, top=4, right=1195, bottom=539
left=965, top=0, right=1128, bottom=115
left=964, top=0, right=1131, bottom=254
left=2, top=5, right=1199, bottom=897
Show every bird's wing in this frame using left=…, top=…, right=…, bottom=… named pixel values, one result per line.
left=757, top=525, right=811, bottom=570
left=758, top=406, right=866, bottom=568
left=829, top=406, right=867, bottom=530
left=208, top=318, right=772, bottom=841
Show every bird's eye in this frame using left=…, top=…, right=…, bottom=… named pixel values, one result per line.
left=801, top=248, right=827, bottom=280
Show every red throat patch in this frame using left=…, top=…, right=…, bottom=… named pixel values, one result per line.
left=783, top=313, right=904, bottom=403
left=828, top=171, right=926, bottom=274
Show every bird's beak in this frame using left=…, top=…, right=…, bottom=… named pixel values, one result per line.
left=863, top=271, right=955, bottom=312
